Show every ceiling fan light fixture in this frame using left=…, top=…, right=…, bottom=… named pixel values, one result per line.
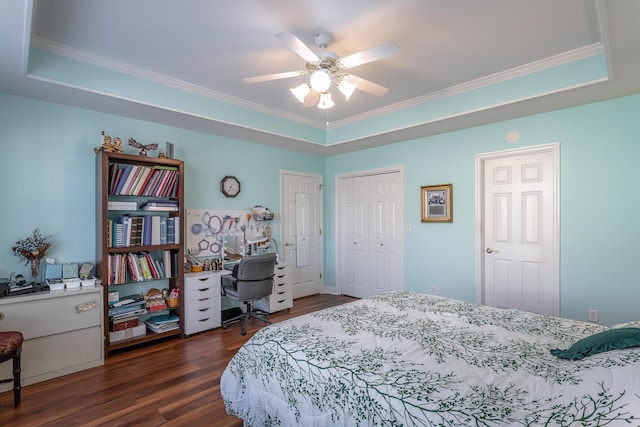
left=310, top=69, right=331, bottom=92
left=290, top=83, right=311, bottom=103
left=317, top=92, right=335, bottom=109
left=338, top=79, right=357, bottom=100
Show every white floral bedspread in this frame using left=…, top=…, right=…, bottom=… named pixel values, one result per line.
left=220, top=291, right=640, bottom=426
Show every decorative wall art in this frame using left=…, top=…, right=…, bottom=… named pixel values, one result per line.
left=421, top=184, right=453, bottom=223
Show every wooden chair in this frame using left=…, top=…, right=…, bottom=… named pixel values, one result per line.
left=0, top=331, right=23, bottom=407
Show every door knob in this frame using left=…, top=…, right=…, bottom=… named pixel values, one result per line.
left=486, top=248, right=499, bottom=254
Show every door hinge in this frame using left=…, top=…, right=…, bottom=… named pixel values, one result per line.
left=319, top=273, right=322, bottom=279
left=319, top=228, right=322, bottom=235
left=319, top=184, right=323, bottom=191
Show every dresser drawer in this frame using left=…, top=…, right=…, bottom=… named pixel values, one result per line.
left=186, top=296, right=220, bottom=315
left=0, top=292, right=101, bottom=339
left=185, top=311, right=220, bottom=335
left=184, top=277, right=219, bottom=302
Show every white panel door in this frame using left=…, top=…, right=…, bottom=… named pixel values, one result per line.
left=338, top=170, right=404, bottom=299
left=281, top=172, right=323, bottom=299
left=483, top=149, right=558, bottom=315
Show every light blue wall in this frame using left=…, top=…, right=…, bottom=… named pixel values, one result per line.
left=325, top=93, right=640, bottom=326
left=2, top=91, right=640, bottom=326
left=0, top=92, right=324, bottom=279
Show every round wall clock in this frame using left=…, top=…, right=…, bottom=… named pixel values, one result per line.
left=220, top=175, right=241, bottom=198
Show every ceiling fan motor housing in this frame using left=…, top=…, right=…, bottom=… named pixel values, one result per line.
left=314, top=32, right=332, bottom=49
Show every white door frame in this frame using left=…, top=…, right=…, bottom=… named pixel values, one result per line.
left=474, top=143, right=560, bottom=310
left=335, top=165, right=404, bottom=295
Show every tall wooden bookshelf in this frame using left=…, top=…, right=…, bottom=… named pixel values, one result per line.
left=96, top=151, right=185, bottom=355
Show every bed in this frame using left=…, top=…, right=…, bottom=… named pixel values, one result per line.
left=220, top=291, right=640, bottom=426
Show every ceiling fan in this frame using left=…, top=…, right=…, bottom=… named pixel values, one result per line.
left=243, top=32, right=401, bottom=109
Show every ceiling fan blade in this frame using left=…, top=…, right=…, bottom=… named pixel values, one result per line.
left=339, top=41, right=401, bottom=70
left=345, top=75, right=389, bottom=96
left=243, top=71, right=304, bottom=84
left=304, top=91, right=320, bottom=108
left=275, top=32, right=320, bottom=63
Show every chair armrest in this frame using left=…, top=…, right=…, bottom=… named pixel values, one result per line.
left=220, top=275, right=237, bottom=296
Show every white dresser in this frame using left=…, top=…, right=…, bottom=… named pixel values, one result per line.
left=184, top=270, right=229, bottom=336
left=0, top=286, right=104, bottom=392
left=254, top=263, right=293, bottom=313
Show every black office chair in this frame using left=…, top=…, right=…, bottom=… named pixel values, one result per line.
left=221, top=253, right=277, bottom=335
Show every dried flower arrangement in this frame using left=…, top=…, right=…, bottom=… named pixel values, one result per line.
left=12, top=227, right=52, bottom=279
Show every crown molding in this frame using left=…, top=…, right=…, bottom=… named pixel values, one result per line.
left=29, top=36, right=325, bottom=129
left=327, top=43, right=604, bottom=129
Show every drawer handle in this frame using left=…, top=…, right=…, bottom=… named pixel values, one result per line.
left=277, top=291, right=285, bottom=296
left=198, top=297, right=210, bottom=302
left=276, top=275, right=285, bottom=279
left=198, top=307, right=210, bottom=312
left=198, top=278, right=211, bottom=282
left=277, top=300, right=286, bottom=303
left=198, top=288, right=210, bottom=292
left=198, top=318, right=210, bottom=322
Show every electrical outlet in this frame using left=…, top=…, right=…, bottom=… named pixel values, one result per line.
left=406, top=224, right=412, bottom=232
left=588, top=309, right=598, bottom=322
left=437, top=287, right=443, bottom=295
left=430, top=286, right=436, bottom=294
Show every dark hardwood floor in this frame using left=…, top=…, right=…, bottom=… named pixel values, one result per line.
left=0, top=294, right=357, bottom=427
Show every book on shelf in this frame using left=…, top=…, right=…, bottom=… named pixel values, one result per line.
left=108, top=293, right=144, bottom=307
left=159, top=216, right=167, bottom=244
left=120, top=165, right=140, bottom=195
left=131, top=166, right=153, bottom=195
left=108, top=300, right=146, bottom=318
left=140, top=199, right=179, bottom=211
left=108, top=200, right=137, bottom=210
left=149, top=313, right=179, bottom=324
left=108, top=162, right=179, bottom=198
left=109, top=316, right=139, bottom=332
left=151, top=216, right=161, bottom=245
left=145, top=315, right=180, bottom=333
left=111, top=308, right=147, bottom=321
left=123, top=165, right=142, bottom=195
left=114, top=164, right=133, bottom=195
left=109, top=214, right=178, bottom=248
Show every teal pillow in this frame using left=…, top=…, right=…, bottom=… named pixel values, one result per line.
left=551, top=327, right=640, bottom=360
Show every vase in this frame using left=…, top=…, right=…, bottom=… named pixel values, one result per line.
left=30, top=258, right=41, bottom=282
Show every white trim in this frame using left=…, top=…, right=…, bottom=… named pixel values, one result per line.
left=30, top=35, right=604, bottom=136
left=474, top=143, right=560, bottom=315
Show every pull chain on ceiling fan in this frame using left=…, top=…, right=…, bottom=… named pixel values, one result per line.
left=243, top=32, right=400, bottom=109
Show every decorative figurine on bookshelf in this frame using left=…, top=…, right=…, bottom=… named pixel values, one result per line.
left=128, top=137, right=158, bottom=156
left=157, top=150, right=168, bottom=159
left=94, top=131, right=116, bottom=154
left=112, top=137, right=123, bottom=153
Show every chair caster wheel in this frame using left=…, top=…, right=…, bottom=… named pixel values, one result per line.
left=222, top=325, right=228, bottom=329
left=241, top=330, right=246, bottom=335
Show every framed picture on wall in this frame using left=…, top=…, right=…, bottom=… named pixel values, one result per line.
left=421, top=184, right=453, bottom=222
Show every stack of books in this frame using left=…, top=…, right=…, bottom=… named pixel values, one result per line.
left=145, top=313, right=180, bottom=334
left=108, top=294, right=147, bottom=342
